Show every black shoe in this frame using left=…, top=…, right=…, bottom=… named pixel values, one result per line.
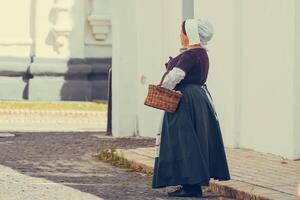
left=167, top=186, right=202, bottom=198
left=167, top=186, right=184, bottom=197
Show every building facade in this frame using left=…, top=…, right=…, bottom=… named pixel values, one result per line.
left=111, top=0, right=300, bottom=160
left=0, top=0, right=111, bottom=101
left=0, top=0, right=299, bottom=160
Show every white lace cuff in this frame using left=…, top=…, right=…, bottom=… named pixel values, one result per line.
left=161, top=67, right=186, bottom=90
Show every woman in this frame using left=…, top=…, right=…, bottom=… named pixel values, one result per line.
left=152, top=19, right=230, bottom=197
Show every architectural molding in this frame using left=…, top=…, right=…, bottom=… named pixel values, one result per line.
left=87, top=0, right=111, bottom=43
left=51, top=0, right=73, bottom=53
left=88, top=14, right=111, bottom=41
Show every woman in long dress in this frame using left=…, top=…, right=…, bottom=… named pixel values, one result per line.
left=152, top=19, right=230, bottom=198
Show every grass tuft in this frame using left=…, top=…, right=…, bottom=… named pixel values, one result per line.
left=94, top=147, right=153, bottom=176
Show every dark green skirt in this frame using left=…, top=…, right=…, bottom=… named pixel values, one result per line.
left=152, top=84, right=230, bottom=188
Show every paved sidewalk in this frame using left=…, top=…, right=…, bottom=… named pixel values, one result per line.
left=0, top=109, right=107, bottom=132
left=117, top=147, right=300, bottom=200
left=0, top=165, right=102, bottom=200
left=0, top=133, right=232, bottom=199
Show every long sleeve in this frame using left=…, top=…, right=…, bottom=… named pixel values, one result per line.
left=161, top=67, right=186, bottom=90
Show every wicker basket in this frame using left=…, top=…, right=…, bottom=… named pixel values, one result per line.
left=144, top=70, right=183, bottom=112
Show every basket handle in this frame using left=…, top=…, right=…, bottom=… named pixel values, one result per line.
left=158, top=70, right=171, bottom=86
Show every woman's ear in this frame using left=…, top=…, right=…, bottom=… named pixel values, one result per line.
left=184, top=35, right=189, bottom=46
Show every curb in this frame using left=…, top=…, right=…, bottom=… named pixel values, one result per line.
left=115, top=149, right=296, bottom=200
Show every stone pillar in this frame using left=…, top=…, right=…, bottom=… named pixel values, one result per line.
left=111, top=0, right=182, bottom=137
left=135, top=0, right=182, bottom=137
left=111, top=0, right=138, bottom=137
left=182, top=0, right=194, bottom=20
left=0, top=0, right=32, bottom=100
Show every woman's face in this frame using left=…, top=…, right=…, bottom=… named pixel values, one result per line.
left=180, top=29, right=189, bottom=47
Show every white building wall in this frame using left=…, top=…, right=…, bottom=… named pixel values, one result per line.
left=194, top=0, right=238, bottom=148
left=112, top=0, right=300, bottom=159
left=112, top=0, right=182, bottom=137
left=194, top=0, right=299, bottom=159
left=239, top=0, right=295, bottom=159
left=135, top=0, right=182, bottom=137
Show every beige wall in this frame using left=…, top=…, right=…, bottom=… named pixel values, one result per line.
left=0, top=0, right=32, bottom=57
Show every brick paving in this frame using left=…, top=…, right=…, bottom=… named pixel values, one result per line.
left=0, top=133, right=233, bottom=199
left=117, top=147, right=300, bottom=200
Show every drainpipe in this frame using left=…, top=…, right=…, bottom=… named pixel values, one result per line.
left=106, top=66, right=112, bottom=135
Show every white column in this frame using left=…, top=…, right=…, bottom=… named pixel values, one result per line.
left=111, top=0, right=138, bottom=137
left=182, top=0, right=194, bottom=20
left=112, top=0, right=182, bottom=137
left=294, top=0, right=300, bottom=159
left=135, top=0, right=182, bottom=137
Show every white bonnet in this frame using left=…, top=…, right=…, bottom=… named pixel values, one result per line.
left=185, top=19, right=214, bottom=46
